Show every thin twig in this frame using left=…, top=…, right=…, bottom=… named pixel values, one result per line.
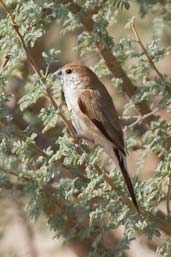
left=120, top=115, right=140, bottom=120
left=126, top=100, right=171, bottom=130
left=126, top=107, right=160, bottom=129
left=0, top=0, right=78, bottom=141
left=0, top=165, right=30, bottom=181
left=0, top=116, right=48, bottom=159
left=131, top=24, right=163, bottom=78
left=131, top=24, right=169, bottom=90
left=32, top=142, right=48, bottom=158
left=0, top=0, right=41, bottom=76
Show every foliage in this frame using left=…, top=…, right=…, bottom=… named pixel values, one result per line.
left=0, top=0, right=171, bottom=256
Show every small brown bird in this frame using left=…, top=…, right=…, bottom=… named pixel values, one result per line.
left=55, top=63, right=139, bottom=210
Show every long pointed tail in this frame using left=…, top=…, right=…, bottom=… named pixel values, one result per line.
left=113, top=148, right=139, bottom=211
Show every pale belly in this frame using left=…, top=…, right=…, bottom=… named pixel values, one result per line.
left=64, top=87, right=96, bottom=142
left=71, top=110, right=113, bottom=152
left=63, top=86, right=113, bottom=151
left=71, top=111, right=96, bottom=143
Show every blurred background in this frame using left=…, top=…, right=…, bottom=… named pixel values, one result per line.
left=0, top=1, right=171, bottom=257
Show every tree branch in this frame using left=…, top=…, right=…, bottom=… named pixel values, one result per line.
left=131, top=24, right=167, bottom=84
left=125, top=107, right=159, bottom=129
left=0, top=0, right=78, bottom=141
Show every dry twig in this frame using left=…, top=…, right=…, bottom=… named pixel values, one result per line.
left=131, top=23, right=170, bottom=92
left=0, top=0, right=78, bottom=141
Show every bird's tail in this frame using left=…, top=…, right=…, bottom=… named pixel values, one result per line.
left=113, top=148, right=139, bottom=211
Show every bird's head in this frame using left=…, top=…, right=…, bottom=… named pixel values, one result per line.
left=54, top=63, right=97, bottom=89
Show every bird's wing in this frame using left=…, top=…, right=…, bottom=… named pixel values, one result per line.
left=78, top=88, right=139, bottom=210
left=78, top=88, right=125, bottom=155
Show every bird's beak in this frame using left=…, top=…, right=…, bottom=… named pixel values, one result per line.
left=54, top=69, right=62, bottom=80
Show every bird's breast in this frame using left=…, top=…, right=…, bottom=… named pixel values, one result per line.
left=63, top=86, right=105, bottom=144
left=63, top=86, right=79, bottom=110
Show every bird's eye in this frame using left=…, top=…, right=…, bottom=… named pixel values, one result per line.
left=65, top=68, right=72, bottom=74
